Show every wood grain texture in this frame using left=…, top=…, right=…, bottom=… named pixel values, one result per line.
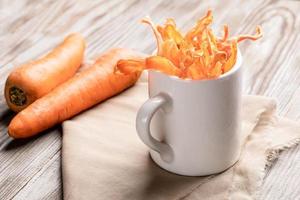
left=0, top=0, right=299, bottom=199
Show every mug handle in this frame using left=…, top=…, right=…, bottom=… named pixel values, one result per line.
left=136, top=93, right=174, bottom=162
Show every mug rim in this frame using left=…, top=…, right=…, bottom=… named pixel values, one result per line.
left=149, top=49, right=242, bottom=83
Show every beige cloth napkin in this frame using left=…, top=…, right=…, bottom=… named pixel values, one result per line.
left=62, top=72, right=300, bottom=200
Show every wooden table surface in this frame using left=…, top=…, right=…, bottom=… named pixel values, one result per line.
left=0, top=0, right=300, bottom=199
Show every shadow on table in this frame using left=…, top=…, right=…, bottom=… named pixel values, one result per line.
left=3, top=126, right=61, bottom=150
left=134, top=155, right=206, bottom=199
left=0, top=108, right=15, bottom=126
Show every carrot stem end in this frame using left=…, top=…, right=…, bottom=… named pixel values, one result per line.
left=9, top=86, right=27, bottom=106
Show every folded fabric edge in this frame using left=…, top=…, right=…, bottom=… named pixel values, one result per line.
left=253, top=138, right=300, bottom=199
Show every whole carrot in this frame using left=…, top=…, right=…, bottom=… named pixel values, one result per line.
left=5, top=33, right=86, bottom=112
left=8, top=48, right=144, bottom=139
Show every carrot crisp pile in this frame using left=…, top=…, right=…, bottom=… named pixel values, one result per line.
left=116, top=10, right=262, bottom=80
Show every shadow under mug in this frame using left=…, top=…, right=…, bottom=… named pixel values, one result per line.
left=136, top=51, right=243, bottom=176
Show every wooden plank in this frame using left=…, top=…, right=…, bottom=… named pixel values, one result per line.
left=0, top=0, right=299, bottom=199
left=253, top=1, right=300, bottom=199
left=12, top=153, right=62, bottom=200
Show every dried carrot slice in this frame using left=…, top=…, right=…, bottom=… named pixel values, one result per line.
left=194, top=56, right=207, bottom=77
left=161, top=40, right=181, bottom=66
left=116, top=59, right=145, bottom=75
left=181, top=50, right=194, bottom=68
left=186, top=63, right=205, bottom=80
left=145, top=56, right=181, bottom=76
left=211, top=51, right=227, bottom=68
left=141, top=17, right=164, bottom=55
left=220, top=25, right=229, bottom=42
left=209, top=61, right=223, bottom=78
left=201, top=41, right=212, bottom=67
left=237, top=26, right=262, bottom=42
left=158, top=19, right=184, bottom=45
left=207, top=28, right=218, bottom=50
left=223, top=40, right=238, bottom=73
left=185, top=10, right=213, bottom=43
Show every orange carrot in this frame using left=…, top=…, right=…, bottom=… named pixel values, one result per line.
left=5, top=33, right=86, bottom=112
left=8, top=48, right=144, bottom=139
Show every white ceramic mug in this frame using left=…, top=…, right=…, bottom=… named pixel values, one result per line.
left=136, top=51, right=243, bottom=176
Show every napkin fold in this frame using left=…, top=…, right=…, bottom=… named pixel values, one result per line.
left=62, top=72, right=300, bottom=200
